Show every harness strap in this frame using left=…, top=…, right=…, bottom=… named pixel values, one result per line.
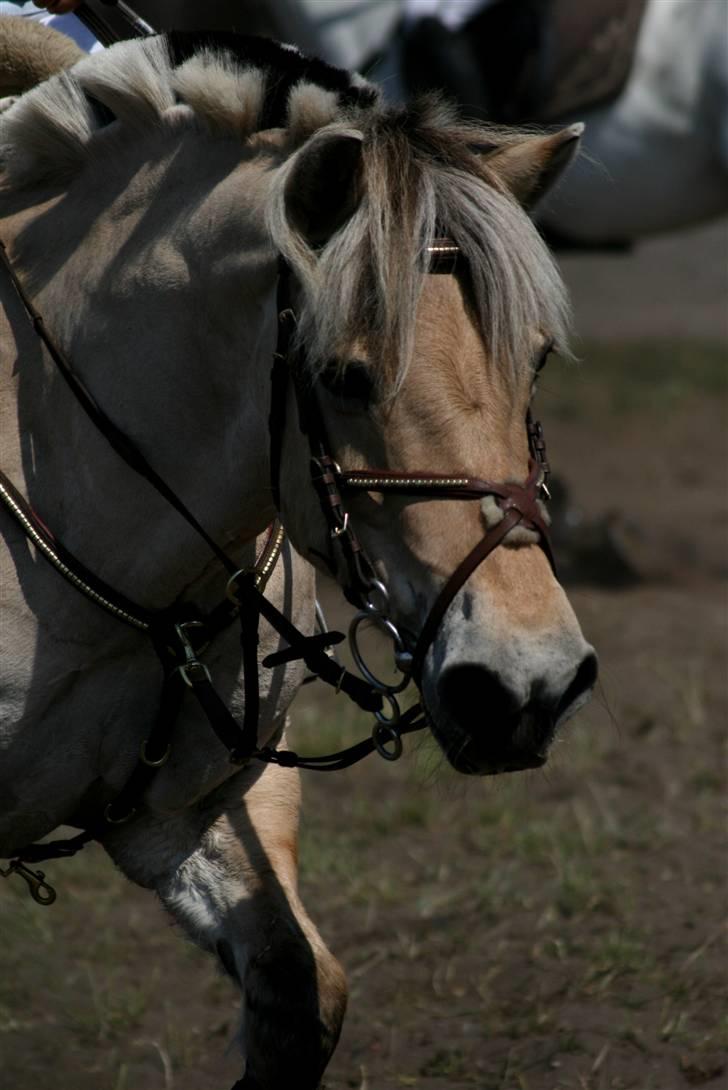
left=237, top=576, right=383, bottom=714
left=6, top=829, right=95, bottom=866
left=411, top=508, right=523, bottom=681
left=0, top=468, right=152, bottom=631
left=104, top=670, right=185, bottom=824
left=409, top=462, right=554, bottom=681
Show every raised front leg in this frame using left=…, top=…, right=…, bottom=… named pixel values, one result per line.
left=104, top=754, right=347, bottom=1089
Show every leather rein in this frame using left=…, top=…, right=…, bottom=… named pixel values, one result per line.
left=0, top=236, right=553, bottom=904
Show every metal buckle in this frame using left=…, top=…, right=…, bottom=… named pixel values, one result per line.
left=176, top=660, right=212, bottom=688
left=172, top=622, right=211, bottom=687
left=0, top=860, right=56, bottom=905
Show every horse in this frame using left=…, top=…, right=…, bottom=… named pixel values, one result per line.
left=238, top=0, right=728, bottom=247
left=0, top=25, right=596, bottom=1088
left=536, top=0, right=728, bottom=246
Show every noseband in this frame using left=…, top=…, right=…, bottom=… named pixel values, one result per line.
left=270, top=239, right=554, bottom=720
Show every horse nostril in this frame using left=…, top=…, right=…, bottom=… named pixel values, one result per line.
left=555, top=651, right=598, bottom=721
left=438, top=664, right=521, bottom=736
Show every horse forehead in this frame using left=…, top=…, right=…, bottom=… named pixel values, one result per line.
left=410, top=275, right=535, bottom=399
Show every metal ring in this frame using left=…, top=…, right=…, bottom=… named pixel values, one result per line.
left=375, top=692, right=401, bottom=726
left=104, top=803, right=137, bottom=825
left=372, top=722, right=403, bottom=761
left=363, top=578, right=389, bottom=614
left=140, top=740, right=172, bottom=768
left=349, top=611, right=410, bottom=694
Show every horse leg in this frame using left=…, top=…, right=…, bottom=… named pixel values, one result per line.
left=104, top=753, right=347, bottom=1089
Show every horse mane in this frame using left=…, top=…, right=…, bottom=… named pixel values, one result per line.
left=0, top=32, right=569, bottom=390
left=268, top=97, right=571, bottom=391
left=0, top=32, right=377, bottom=182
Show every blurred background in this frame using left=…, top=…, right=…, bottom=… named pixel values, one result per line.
left=1, top=3, right=726, bottom=1089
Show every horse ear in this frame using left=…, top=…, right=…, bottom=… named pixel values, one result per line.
left=481, top=124, right=584, bottom=209
left=284, top=132, right=364, bottom=247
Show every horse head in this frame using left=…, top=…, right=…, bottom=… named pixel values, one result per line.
left=269, top=104, right=596, bottom=775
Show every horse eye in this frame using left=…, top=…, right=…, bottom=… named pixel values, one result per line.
left=318, top=360, right=374, bottom=406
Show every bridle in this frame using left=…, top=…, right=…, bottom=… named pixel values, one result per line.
left=270, top=240, right=555, bottom=738
left=0, top=235, right=554, bottom=904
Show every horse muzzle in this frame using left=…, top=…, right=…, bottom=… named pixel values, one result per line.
left=424, top=651, right=598, bottom=776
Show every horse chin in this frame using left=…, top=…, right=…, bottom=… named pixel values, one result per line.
left=423, top=699, right=554, bottom=777
left=448, top=742, right=548, bottom=777
left=437, top=730, right=550, bottom=776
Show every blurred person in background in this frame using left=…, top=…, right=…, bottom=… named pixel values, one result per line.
left=70, top=0, right=727, bottom=247
left=0, top=0, right=102, bottom=50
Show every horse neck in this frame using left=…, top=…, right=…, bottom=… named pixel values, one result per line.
left=1, top=136, right=282, bottom=608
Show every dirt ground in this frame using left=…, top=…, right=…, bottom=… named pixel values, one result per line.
left=1, top=224, right=726, bottom=1090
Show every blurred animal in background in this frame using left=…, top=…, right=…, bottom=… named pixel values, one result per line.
left=395, top=0, right=728, bottom=247
left=217, top=0, right=728, bottom=249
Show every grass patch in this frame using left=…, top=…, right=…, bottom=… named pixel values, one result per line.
left=542, top=338, right=727, bottom=419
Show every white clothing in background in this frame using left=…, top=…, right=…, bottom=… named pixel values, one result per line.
left=0, top=1, right=103, bottom=52
left=402, top=0, right=496, bottom=32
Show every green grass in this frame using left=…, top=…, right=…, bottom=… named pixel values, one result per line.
left=544, top=338, right=727, bottom=418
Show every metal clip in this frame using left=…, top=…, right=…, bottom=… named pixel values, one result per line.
left=330, top=512, right=350, bottom=539
left=174, top=620, right=207, bottom=654
left=0, top=860, right=57, bottom=906
left=172, top=622, right=211, bottom=687
left=176, top=660, right=212, bottom=688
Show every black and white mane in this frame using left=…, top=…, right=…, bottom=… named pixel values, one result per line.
left=0, top=31, right=570, bottom=391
